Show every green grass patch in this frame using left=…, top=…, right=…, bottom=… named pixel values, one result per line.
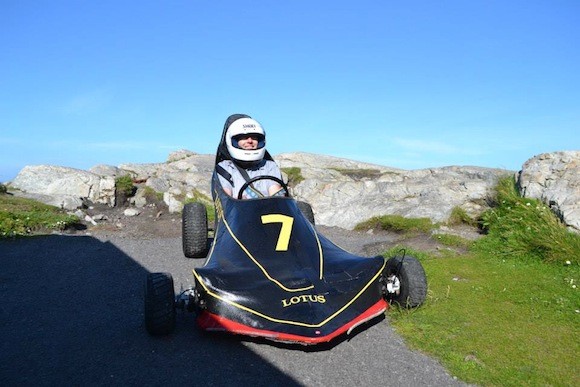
left=355, top=214, right=434, bottom=234
left=281, top=167, right=304, bottom=187
left=387, top=250, right=579, bottom=386
left=142, top=186, right=164, bottom=202
left=0, top=195, right=79, bottom=237
left=447, top=206, right=477, bottom=227
left=475, top=176, right=580, bottom=264
left=330, top=167, right=383, bottom=180
left=434, top=233, right=474, bottom=249
left=115, top=174, right=135, bottom=196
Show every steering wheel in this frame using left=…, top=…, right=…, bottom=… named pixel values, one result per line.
left=237, top=175, right=290, bottom=200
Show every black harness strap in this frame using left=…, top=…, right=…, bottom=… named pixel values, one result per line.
left=232, top=163, right=264, bottom=198
left=215, top=164, right=233, bottom=186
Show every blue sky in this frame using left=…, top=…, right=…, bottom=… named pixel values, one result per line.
left=1, top=1, right=579, bottom=183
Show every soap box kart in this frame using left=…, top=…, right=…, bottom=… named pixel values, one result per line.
left=144, top=173, right=427, bottom=345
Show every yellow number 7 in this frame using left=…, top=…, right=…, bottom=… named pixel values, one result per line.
left=261, top=214, right=294, bottom=251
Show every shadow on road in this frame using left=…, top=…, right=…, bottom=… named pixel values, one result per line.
left=0, top=235, right=301, bottom=386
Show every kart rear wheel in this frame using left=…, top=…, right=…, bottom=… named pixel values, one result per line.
left=144, top=272, right=176, bottom=336
left=384, top=255, right=427, bottom=308
left=297, top=201, right=315, bottom=225
left=182, top=202, right=209, bottom=258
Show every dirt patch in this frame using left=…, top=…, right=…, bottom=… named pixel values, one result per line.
left=78, top=202, right=183, bottom=239
left=319, top=225, right=482, bottom=257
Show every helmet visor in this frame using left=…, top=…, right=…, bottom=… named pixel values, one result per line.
left=231, top=133, right=266, bottom=150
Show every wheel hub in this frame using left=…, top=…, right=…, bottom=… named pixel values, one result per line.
left=386, top=274, right=401, bottom=295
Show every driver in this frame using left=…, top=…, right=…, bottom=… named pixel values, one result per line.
left=216, top=114, right=284, bottom=199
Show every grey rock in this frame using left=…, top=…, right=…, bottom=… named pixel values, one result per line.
left=89, top=164, right=123, bottom=177
left=117, top=163, right=161, bottom=180
left=145, top=177, right=170, bottom=193
left=131, top=187, right=149, bottom=208
left=97, top=176, right=116, bottom=207
left=123, top=208, right=141, bottom=217
left=517, top=151, right=580, bottom=233
left=163, top=188, right=184, bottom=214
left=9, top=166, right=104, bottom=209
left=167, top=149, right=197, bottom=162
left=84, top=215, right=98, bottom=225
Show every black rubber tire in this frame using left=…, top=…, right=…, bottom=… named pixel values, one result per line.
left=144, top=272, right=176, bottom=336
left=182, top=202, right=208, bottom=258
left=385, top=255, right=427, bottom=308
left=297, top=201, right=315, bottom=225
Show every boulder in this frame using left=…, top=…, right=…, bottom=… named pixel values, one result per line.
left=164, top=188, right=185, bottom=213
left=123, top=208, right=141, bottom=217
left=131, top=187, right=149, bottom=208
left=9, top=165, right=107, bottom=209
left=517, top=151, right=580, bottom=233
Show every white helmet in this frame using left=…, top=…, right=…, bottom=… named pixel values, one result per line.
left=225, top=117, right=266, bottom=163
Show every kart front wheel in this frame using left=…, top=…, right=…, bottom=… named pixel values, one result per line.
left=384, top=255, right=427, bottom=308
left=144, top=272, right=176, bottom=336
left=182, top=202, right=209, bottom=258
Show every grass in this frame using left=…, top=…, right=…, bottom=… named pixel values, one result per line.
left=330, top=167, right=383, bottom=180
left=355, top=214, right=434, bottom=234
left=281, top=167, right=304, bottom=187
left=447, top=206, right=478, bottom=227
left=0, top=194, right=79, bottom=237
left=379, top=175, right=580, bottom=386
left=142, top=186, right=164, bottom=202
left=434, top=233, right=474, bottom=249
left=386, top=249, right=579, bottom=386
left=115, top=174, right=135, bottom=196
left=475, top=176, right=580, bottom=265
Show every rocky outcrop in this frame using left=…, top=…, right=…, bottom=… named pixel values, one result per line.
left=7, top=150, right=579, bottom=232
left=277, top=153, right=508, bottom=229
left=517, top=151, right=580, bottom=233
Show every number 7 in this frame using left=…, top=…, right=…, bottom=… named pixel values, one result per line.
left=261, top=214, right=294, bottom=251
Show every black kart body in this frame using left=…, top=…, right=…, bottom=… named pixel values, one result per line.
left=190, top=174, right=388, bottom=344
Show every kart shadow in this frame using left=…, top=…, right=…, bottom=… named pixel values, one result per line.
left=0, top=235, right=301, bottom=386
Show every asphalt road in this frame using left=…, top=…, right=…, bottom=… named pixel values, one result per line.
left=0, top=233, right=466, bottom=386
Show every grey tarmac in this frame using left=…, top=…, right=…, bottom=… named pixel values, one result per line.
left=0, top=231, right=468, bottom=386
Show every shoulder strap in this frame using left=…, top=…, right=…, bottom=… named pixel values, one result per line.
left=232, top=163, right=265, bottom=198
left=215, top=164, right=233, bottom=186
left=232, top=162, right=252, bottom=183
